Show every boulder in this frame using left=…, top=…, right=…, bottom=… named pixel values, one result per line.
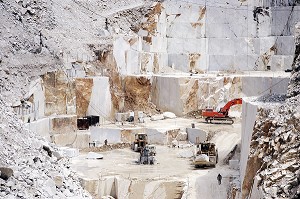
left=176, top=131, right=187, bottom=141
left=0, top=167, right=13, bottom=180
left=86, top=152, right=104, bottom=159
left=53, top=175, right=64, bottom=188
left=42, top=179, right=56, bottom=197
left=150, top=114, right=164, bottom=121
left=52, top=151, right=63, bottom=160
left=163, top=112, right=176, bottom=119
left=43, top=145, right=52, bottom=157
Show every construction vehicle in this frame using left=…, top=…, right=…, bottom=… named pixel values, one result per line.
left=193, top=142, right=218, bottom=168
left=139, top=145, right=156, bottom=165
left=201, top=98, right=242, bottom=124
left=131, top=133, right=148, bottom=152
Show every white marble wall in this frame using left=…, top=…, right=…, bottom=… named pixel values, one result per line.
left=90, top=127, right=121, bottom=144
left=24, top=78, right=45, bottom=120
left=112, top=1, right=300, bottom=75
left=24, top=118, right=51, bottom=141
left=87, top=77, right=112, bottom=118
left=241, top=76, right=290, bottom=96
left=240, top=98, right=258, bottom=187
left=151, top=75, right=242, bottom=116
left=151, top=76, right=183, bottom=115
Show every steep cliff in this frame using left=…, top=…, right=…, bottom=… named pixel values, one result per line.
left=243, top=22, right=300, bottom=199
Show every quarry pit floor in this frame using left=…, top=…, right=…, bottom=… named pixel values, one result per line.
left=70, top=117, right=241, bottom=198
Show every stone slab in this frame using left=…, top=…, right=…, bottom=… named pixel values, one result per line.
left=52, top=132, right=90, bottom=148
left=90, top=127, right=121, bottom=144
left=50, top=115, right=77, bottom=134
left=186, top=128, right=207, bottom=144
left=86, top=152, right=103, bottom=159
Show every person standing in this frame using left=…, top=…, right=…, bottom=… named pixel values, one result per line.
left=217, top=173, right=222, bottom=185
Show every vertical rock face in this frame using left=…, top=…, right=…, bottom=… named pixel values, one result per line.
left=244, top=22, right=300, bottom=199
left=181, top=79, right=199, bottom=114
left=108, top=1, right=300, bottom=75
left=151, top=75, right=242, bottom=116
left=75, top=78, right=93, bottom=117
left=242, top=156, right=263, bottom=198
left=124, top=76, right=152, bottom=112
left=50, top=115, right=77, bottom=134
left=287, top=22, right=300, bottom=98
left=42, top=71, right=76, bottom=116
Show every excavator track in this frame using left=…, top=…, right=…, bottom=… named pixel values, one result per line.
left=205, top=117, right=234, bottom=124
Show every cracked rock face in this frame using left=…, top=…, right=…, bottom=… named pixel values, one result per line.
left=287, top=22, right=300, bottom=99
left=248, top=106, right=300, bottom=199
left=244, top=22, right=300, bottom=199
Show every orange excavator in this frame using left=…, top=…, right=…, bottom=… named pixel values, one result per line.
left=202, top=98, right=242, bottom=124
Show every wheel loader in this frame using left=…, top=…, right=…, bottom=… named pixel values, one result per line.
left=193, top=142, right=218, bottom=168
left=139, top=145, right=156, bottom=165
left=131, top=133, right=148, bottom=152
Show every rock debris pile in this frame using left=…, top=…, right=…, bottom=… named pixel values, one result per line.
left=81, top=143, right=131, bottom=153
left=249, top=105, right=300, bottom=198
left=246, top=24, right=300, bottom=199
left=0, top=99, right=91, bottom=199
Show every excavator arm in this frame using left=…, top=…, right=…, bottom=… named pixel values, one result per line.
left=219, top=98, right=242, bottom=116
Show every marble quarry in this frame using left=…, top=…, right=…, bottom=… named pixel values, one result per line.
left=2, top=0, right=300, bottom=198
left=22, top=71, right=290, bottom=150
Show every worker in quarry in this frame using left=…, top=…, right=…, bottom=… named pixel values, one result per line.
left=217, top=173, right=222, bottom=185
left=104, top=139, right=108, bottom=146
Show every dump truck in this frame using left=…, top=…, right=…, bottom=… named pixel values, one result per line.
left=139, top=145, right=156, bottom=165
left=202, top=98, right=242, bottom=124
left=193, top=142, right=218, bottom=168
left=131, top=133, right=148, bottom=152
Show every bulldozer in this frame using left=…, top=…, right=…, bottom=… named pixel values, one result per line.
left=131, top=133, right=148, bottom=152
left=193, top=142, right=218, bottom=168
